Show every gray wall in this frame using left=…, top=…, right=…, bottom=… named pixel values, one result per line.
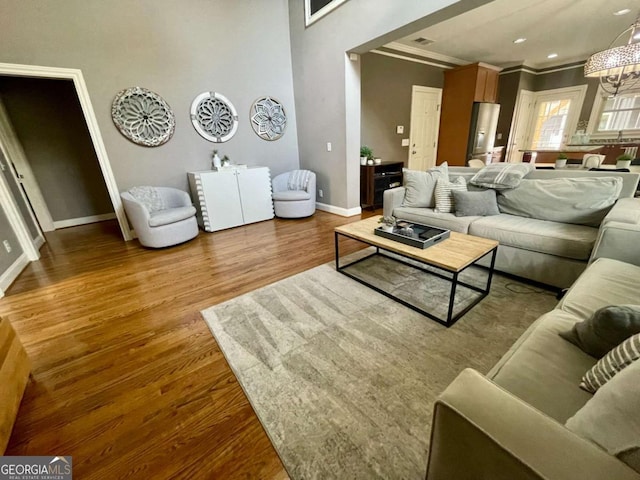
left=361, top=52, right=444, bottom=165
left=0, top=0, right=299, bottom=196
left=288, top=0, right=493, bottom=210
left=497, top=66, right=600, bottom=148
left=0, top=78, right=113, bottom=222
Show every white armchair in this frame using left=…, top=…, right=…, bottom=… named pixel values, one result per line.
left=120, top=186, right=198, bottom=248
left=272, top=170, right=316, bottom=218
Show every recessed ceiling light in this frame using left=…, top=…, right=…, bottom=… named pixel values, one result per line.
left=547, top=53, right=559, bottom=59
left=513, top=38, right=527, bottom=44
left=613, top=8, right=631, bottom=15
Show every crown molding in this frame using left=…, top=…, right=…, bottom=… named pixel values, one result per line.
left=383, top=42, right=469, bottom=66
left=370, top=49, right=455, bottom=70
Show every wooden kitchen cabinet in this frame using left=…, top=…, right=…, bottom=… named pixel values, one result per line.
left=437, top=62, right=501, bottom=166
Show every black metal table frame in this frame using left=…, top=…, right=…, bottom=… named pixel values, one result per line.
left=334, top=231, right=498, bottom=327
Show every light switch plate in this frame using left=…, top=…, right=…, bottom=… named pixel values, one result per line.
left=401, top=138, right=410, bottom=147
left=396, top=126, right=404, bottom=134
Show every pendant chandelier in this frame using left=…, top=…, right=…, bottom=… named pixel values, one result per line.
left=584, top=15, right=640, bottom=96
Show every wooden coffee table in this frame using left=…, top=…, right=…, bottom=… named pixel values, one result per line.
left=335, top=216, right=499, bottom=327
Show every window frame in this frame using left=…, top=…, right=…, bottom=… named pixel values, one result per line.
left=587, top=86, right=640, bottom=139
left=304, top=0, right=349, bottom=27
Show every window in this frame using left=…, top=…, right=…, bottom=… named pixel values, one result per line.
left=530, top=99, right=572, bottom=149
left=525, top=86, right=587, bottom=150
left=595, top=91, right=640, bottom=132
left=305, top=0, right=349, bottom=26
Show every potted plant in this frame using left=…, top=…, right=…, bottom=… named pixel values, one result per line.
left=378, top=216, right=396, bottom=232
left=616, top=153, right=633, bottom=169
left=360, top=146, right=373, bottom=166
left=555, top=152, right=568, bottom=169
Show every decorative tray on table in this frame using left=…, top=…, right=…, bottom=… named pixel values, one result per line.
left=374, top=220, right=450, bottom=249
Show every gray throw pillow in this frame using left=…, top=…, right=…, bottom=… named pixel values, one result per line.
left=434, top=176, right=467, bottom=214
left=402, top=162, right=448, bottom=208
left=566, top=359, right=640, bottom=473
left=559, top=305, right=640, bottom=358
left=469, top=162, right=534, bottom=190
left=452, top=189, right=499, bottom=217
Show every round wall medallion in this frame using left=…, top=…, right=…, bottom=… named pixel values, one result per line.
left=111, top=87, right=175, bottom=147
left=190, top=92, right=238, bottom=143
left=250, top=96, right=287, bottom=141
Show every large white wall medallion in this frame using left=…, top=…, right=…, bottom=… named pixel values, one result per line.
left=250, top=97, right=287, bottom=141
left=111, top=87, right=175, bottom=147
left=190, top=92, right=238, bottom=143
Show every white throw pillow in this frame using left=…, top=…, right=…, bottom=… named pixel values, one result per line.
left=434, top=176, right=467, bottom=214
left=402, top=162, right=449, bottom=208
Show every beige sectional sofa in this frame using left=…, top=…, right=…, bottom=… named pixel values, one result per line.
left=424, top=219, right=640, bottom=478
left=383, top=167, right=640, bottom=288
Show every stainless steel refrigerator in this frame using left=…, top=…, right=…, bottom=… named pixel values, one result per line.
left=467, top=102, right=500, bottom=164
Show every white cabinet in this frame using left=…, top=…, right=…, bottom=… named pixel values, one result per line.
left=188, top=167, right=274, bottom=232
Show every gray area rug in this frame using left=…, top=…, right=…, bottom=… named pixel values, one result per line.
left=201, top=252, right=557, bottom=480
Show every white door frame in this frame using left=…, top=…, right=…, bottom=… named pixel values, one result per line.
left=0, top=62, right=131, bottom=240
left=408, top=85, right=442, bottom=167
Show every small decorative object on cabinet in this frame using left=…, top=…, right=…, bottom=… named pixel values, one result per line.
left=188, top=167, right=274, bottom=232
left=616, top=153, right=633, bottom=169
left=360, top=146, right=373, bottom=165
left=212, top=150, right=222, bottom=169
left=111, top=86, right=175, bottom=146
left=190, top=91, right=238, bottom=143
left=250, top=97, right=287, bottom=140
left=556, top=153, right=568, bottom=169
left=360, top=161, right=404, bottom=210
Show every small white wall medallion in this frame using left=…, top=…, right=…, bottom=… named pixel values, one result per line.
left=250, top=97, right=287, bottom=141
left=190, top=92, right=238, bottom=143
left=111, top=87, right=175, bottom=147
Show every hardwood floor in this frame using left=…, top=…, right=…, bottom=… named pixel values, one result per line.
left=0, top=210, right=375, bottom=479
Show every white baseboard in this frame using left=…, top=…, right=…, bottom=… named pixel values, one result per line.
left=316, top=202, right=362, bottom=217
left=34, top=234, right=45, bottom=250
left=53, top=212, right=116, bottom=229
left=0, top=252, right=29, bottom=297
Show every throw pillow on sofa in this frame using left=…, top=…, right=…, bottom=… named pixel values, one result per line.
left=559, top=305, right=640, bottom=358
left=469, top=162, right=534, bottom=190
left=580, top=333, right=640, bottom=393
left=452, top=189, right=500, bottom=217
left=497, top=177, right=623, bottom=227
left=566, top=358, right=640, bottom=474
left=434, top=176, right=467, bottom=214
left=402, top=162, right=449, bottom=208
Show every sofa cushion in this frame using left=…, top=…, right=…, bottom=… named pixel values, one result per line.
left=468, top=214, right=597, bottom=260
left=435, top=176, right=467, bottom=213
left=453, top=189, right=499, bottom=217
left=558, top=258, right=640, bottom=322
left=148, top=206, right=196, bottom=227
left=272, top=190, right=311, bottom=201
left=488, top=310, right=596, bottom=422
left=580, top=334, right=640, bottom=393
left=392, top=206, right=480, bottom=233
left=559, top=305, right=640, bottom=358
left=497, top=177, right=622, bottom=227
left=402, top=163, right=448, bottom=208
left=470, top=162, right=534, bottom=189
left=566, top=358, right=640, bottom=473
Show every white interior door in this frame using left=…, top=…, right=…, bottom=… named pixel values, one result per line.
left=0, top=100, right=55, bottom=231
left=408, top=86, right=442, bottom=170
left=506, top=90, right=535, bottom=162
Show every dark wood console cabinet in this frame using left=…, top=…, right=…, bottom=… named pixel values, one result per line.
left=360, top=161, right=404, bottom=210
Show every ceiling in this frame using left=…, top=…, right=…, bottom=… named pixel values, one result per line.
left=386, top=0, right=638, bottom=69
